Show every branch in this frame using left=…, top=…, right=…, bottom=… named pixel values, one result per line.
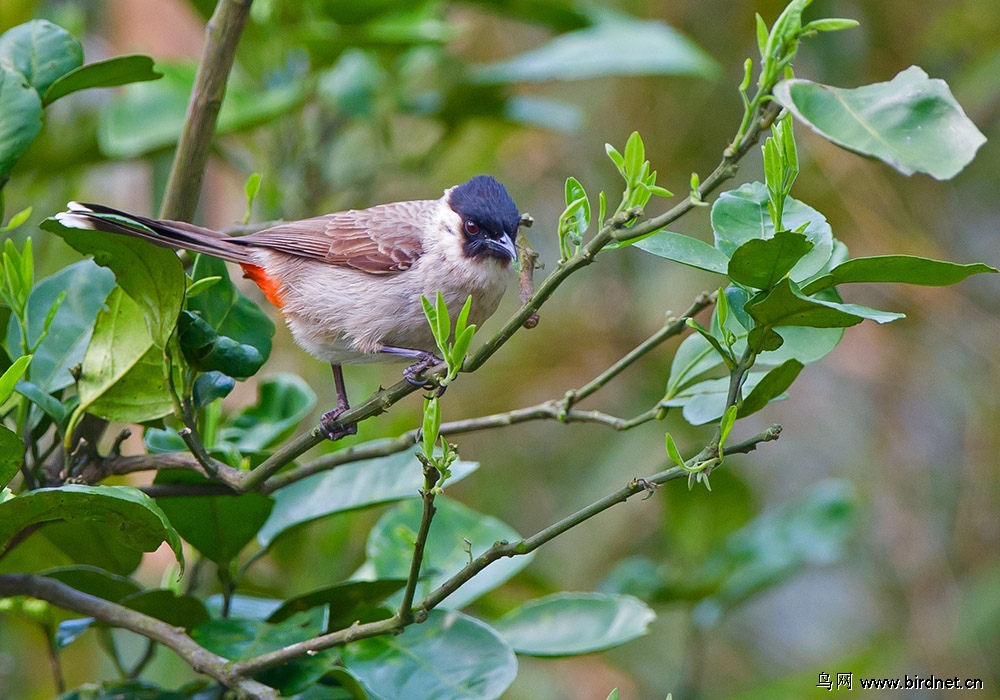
left=0, top=574, right=278, bottom=699
left=159, top=0, right=254, bottom=221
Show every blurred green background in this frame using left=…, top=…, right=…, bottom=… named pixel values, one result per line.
left=1, top=0, right=998, bottom=698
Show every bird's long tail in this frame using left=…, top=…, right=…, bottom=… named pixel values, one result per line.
left=55, top=202, right=254, bottom=264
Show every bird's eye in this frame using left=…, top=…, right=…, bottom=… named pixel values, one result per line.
left=464, top=220, right=480, bottom=235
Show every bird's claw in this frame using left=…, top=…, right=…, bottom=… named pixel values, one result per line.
left=402, top=352, right=442, bottom=387
left=320, top=407, right=358, bottom=442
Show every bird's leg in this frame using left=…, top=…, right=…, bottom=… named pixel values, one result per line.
left=379, top=345, right=443, bottom=388
left=320, top=364, right=358, bottom=441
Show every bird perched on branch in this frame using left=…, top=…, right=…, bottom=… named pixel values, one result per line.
left=56, top=175, right=522, bottom=440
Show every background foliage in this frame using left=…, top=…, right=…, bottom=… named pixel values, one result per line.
left=1, top=0, right=998, bottom=698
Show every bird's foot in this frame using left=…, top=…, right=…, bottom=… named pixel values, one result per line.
left=319, top=407, right=358, bottom=442
left=402, top=352, right=443, bottom=387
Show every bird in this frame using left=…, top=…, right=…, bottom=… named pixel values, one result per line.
left=55, top=175, right=522, bottom=440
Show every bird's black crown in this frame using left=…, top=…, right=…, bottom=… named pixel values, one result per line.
left=448, top=175, right=521, bottom=241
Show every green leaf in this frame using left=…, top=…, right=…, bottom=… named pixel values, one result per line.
left=746, top=278, right=904, bottom=329
left=56, top=680, right=185, bottom=700
left=719, top=405, right=738, bottom=445
left=727, top=230, right=814, bottom=290
left=738, top=359, right=803, bottom=418
left=633, top=231, right=729, bottom=274
left=802, top=255, right=997, bottom=294
left=0, top=425, right=23, bottom=489
left=42, top=54, right=162, bottom=105
left=43, top=217, right=186, bottom=346
left=363, top=496, right=531, bottom=610
left=118, top=589, right=210, bottom=630
left=472, top=16, right=718, bottom=83
left=662, top=373, right=768, bottom=426
left=773, top=66, right=987, bottom=180
left=153, top=471, right=273, bottom=566
left=217, top=374, right=316, bottom=451
left=0, top=66, right=43, bottom=177
left=192, top=370, right=235, bottom=409
left=177, top=310, right=265, bottom=380
left=98, top=62, right=307, bottom=158
left=77, top=286, right=174, bottom=423
left=664, top=433, right=685, bottom=469
left=666, top=333, right=725, bottom=398
left=257, top=447, right=478, bottom=549
left=266, top=578, right=407, bottom=626
left=712, top=182, right=833, bottom=281
left=0, top=353, right=30, bottom=403
left=492, top=592, right=655, bottom=656
left=40, top=565, right=141, bottom=602
left=6, top=260, right=116, bottom=392
left=0, top=484, right=183, bottom=568
left=343, top=609, right=516, bottom=700
left=0, top=20, right=83, bottom=96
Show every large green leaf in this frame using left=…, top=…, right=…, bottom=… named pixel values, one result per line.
left=492, top=592, right=655, bottom=656
left=266, top=578, right=407, bottom=627
left=41, top=565, right=141, bottom=602
left=728, top=230, right=815, bottom=290
left=774, top=66, right=987, bottom=180
left=634, top=231, right=730, bottom=275
left=77, top=286, right=174, bottom=423
left=40, top=520, right=143, bottom=575
left=6, top=259, right=116, bottom=392
left=0, top=20, right=82, bottom=96
left=43, top=217, right=186, bottom=347
left=98, top=63, right=307, bottom=158
left=153, top=471, right=273, bottom=566
left=362, top=497, right=531, bottom=610
left=217, top=374, right=316, bottom=451
left=0, top=425, right=23, bottom=489
left=473, top=15, right=718, bottom=83
left=118, top=589, right=210, bottom=630
left=0, top=66, right=42, bottom=177
left=42, top=54, right=161, bottom=105
left=746, top=279, right=904, bottom=329
left=737, top=359, right=803, bottom=418
left=802, top=255, right=997, bottom=294
left=712, top=182, right=833, bottom=281
left=258, top=447, right=478, bottom=548
left=343, top=609, right=517, bottom=700
left=0, top=484, right=184, bottom=567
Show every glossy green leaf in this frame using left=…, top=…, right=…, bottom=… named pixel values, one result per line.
left=6, top=260, right=116, bottom=392
left=177, top=310, right=265, bottom=380
left=343, top=609, right=516, bottom=700
left=154, top=471, right=273, bottom=566
left=727, top=230, right=814, bottom=290
left=363, top=497, right=531, bottom=610
left=43, top=217, right=186, bottom=346
left=267, top=578, right=407, bottom=626
left=634, top=231, right=730, bottom=274
left=492, top=592, right=655, bottom=656
left=40, top=520, right=143, bottom=575
left=218, top=374, right=316, bottom=451
left=774, top=66, right=987, bottom=180
left=99, top=63, right=307, bottom=158
left=738, top=359, right=803, bottom=418
left=473, top=16, right=718, bottom=83
left=712, top=182, right=832, bottom=281
left=40, top=565, right=141, bottom=602
left=118, top=589, right=210, bottom=629
left=0, top=20, right=82, bottom=96
left=0, top=66, right=43, bottom=176
left=192, top=370, right=236, bottom=409
left=0, top=425, right=23, bottom=489
left=77, top=286, right=173, bottom=423
left=0, top=484, right=183, bottom=567
left=802, top=255, right=997, bottom=294
left=258, top=447, right=478, bottom=548
left=0, top=354, right=30, bottom=403
left=746, top=279, right=904, bottom=329
left=42, top=54, right=161, bottom=105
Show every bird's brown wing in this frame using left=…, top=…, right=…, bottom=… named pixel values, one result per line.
left=237, top=200, right=428, bottom=274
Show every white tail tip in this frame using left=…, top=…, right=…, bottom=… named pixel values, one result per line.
left=54, top=211, right=96, bottom=230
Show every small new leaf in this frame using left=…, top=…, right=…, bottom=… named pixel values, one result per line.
left=665, top=433, right=685, bottom=469
left=719, top=405, right=738, bottom=447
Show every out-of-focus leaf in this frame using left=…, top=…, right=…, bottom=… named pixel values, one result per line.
left=774, top=66, right=987, bottom=180
left=258, top=447, right=478, bottom=549
left=662, top=373, right=768, bottom=426
left=343, top=609, right=516, bottom=700
left=0, top=66, right=43, bottom=177
left=0, top=354, right=30, bottom=403
left=40, top=565, right=141, bottom=602
left=99, top=63, right=307, bottom=158
left=712, top=182, right=832, bottom=281
left=473, top=16, right=718, bottom=83
left=634, top=231, right=730, bottom=274
left=0, top=20, right=82, bottom=96
left=267, top=579, right=406, bottom=626
left=217, top=374, right=316, bottom=451
left=0, top=484, right=184, bottom=568
left=0, top=425, right=23, bottom=489
left=6, top=260, right=116, bottom=392
left=118, top=589, right=210, bottom=630
left=42, top=54, right=161, bottom=105
left=43, top=217, right=186, bottom=346
left=363, top=497, right=531, bottom=610
left=802, top=255, right=997, bottom=294
left=154, top=471, right=273, bottom=566
left=56, top=679, right=186, bottom=700
left=55, top=618, right=94, bottom=649
left=77, top=286, right=174, bottom=423
left=492, top=592, right=655, bottom=656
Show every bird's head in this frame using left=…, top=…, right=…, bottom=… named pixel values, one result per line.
left=446, top=175, right=520, bottom=263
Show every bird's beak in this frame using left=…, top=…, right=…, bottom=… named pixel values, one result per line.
left=486, top=233, right=517, bottom=261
